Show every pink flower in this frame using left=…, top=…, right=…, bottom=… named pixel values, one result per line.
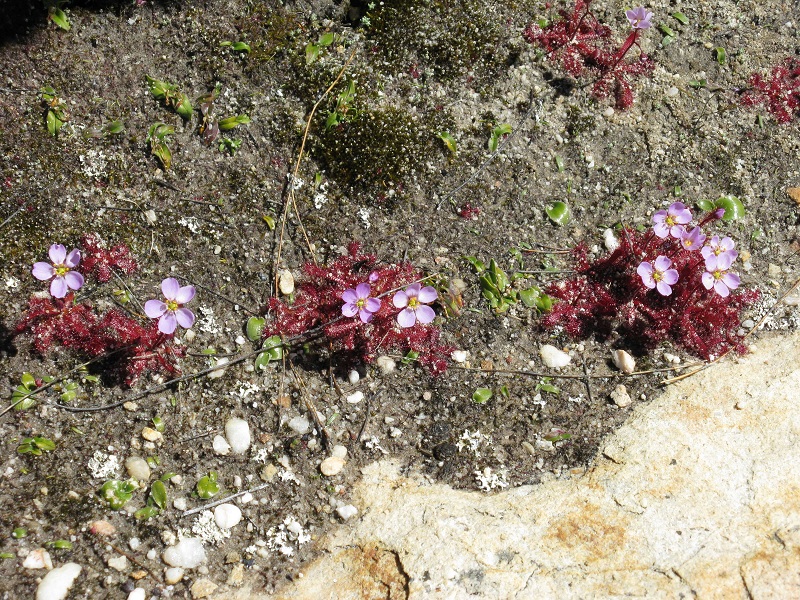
left=393, top=283, right=437, bottom=328
left=652, top=202, right=691, bottom=239
left=144, top=278, right=196, bottom=334
left=702, top=254, right=740, bottom=298
left=701, top=235, right=737, bottom=261
left=32, top=244, right=85, bottom=298
left=637, top=255, right=679, bottom=296
left=626, top=7, right=654, bottom=30
left=342, top=283, right=381, bottom=323
left=679, top=226, right=706, bottom=251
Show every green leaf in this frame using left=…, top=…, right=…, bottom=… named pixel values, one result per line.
left=12, top=385, right=37, bottom=411
left=151, top=140, right=172, bottom=170
left=688, top=79, right=707, bottom=89
left=46, top=540, right=73, bottom=550
left=231, top=42, right=251, bottom=53
left=714, top=47, right=726, bottom=65
left=464, top=256, right=486, bottom=273
left=99, top=480, right=136, bottom=510
left=519, top=287, right=541, bottom=307
left=319, top=32, right=335, bottom=47
left=175, top=93, right=193, bottom=120
left=32, top=437, right=56, bottom=451
left=544, top=430, right=571, bottom=442
left=246, top=317, right=266, bottom=342
left=472, top=388, right=492, bottom=404
left=152, top=416, right=165, bottom=433
left=50, top=8, right=71, bottom=31
left=658, top=24, right=676, bottom=37
left=21, top=373, right=36, bottom=389
left=546, top=201, right=570, bottom=225
left=0, top=553, right=15, bottom=559
left=150, top=480, right=167, bottom=509
left=255, top=335, right=283, bottom=369
left=672, top=11, right=689, bottom=25
left=12, top=528, right=27, bottom=539
left=538, top=383, right=560, bottom=394
left=400, top=350, right=419, bottom=365
left=554, top=155, right=565, bottom=172
left=305, top=43, right=320, bottom=65
left=197, top=471, right=220, bottom=499
left=145, top=76, right=175, bottom=100
left=715, top=195, right=745, bottom=220
left=437, top=131, right=457, bottom=154
left=134, top=505, right=160, bottom=520
left=489, top=260, right=509, bottom=292
left=262, top=215, right=276, bottom=230
left=696, top=199, right=715, bottom=212
left=499, top=385, right=510, bottom=399
left=46, top=110, right=60, bottom=136
left=661, top=35, right=675, bottom=47
left=218, top=115, right=251, bottom=130
left=489, top=123, right=512, bottom=152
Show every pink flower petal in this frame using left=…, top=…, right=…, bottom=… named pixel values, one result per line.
left=714, top=280, right=730, bottom=298
left=417, top=286, right=438, bottom=304
left=32, top=262, right=54, bottom=281
left=342, top=303, right=359, bottom=317
left=722, top=272, right=740, bottom=290
left=396, top=307, right=417, bottom=328
left=653, top=256, right=672, bottom=272
left=48, top=244, right=66, bottom=264
left=50, top=277, right=68, bottom=298
left=415, top=305, right=436, bottom=324
left=174, top=307, right=195, bottom=329
left=716, top=252, right=734, bottom=271
left=701, top=272, right=714, bottom=290
left=144, top=300, right=167, bottom=319
left=158, top=312, right=178, bottom=334
left=175, top=285, right=195, bottom=304
left=161, top=277, right=180, bottom=300
left=358, top=309, right=374, bottom=323
left=656, top=281, right=672, bottom=296
left=65, top=249, right=81, bottom=268
left=342, top=289, right=359, bottom=304
left=404, top=283, right=421, bottom=297
left=64, top=271, right=84, bottom=291
left=365, top=298, right=381, bottom=313
left=355, top=283, right=371, bottom=299
left=393, top=290, right=409, bottom=309
left=662, top=269, right=679, bottom=285
left=653, top=223, right=669, bottom=239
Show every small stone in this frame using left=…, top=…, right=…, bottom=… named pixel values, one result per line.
left=141, top=427, right=162, bottom=443
left=108, top=555, right=129, bottom=572
left=540, top=345, right=571, bottom=368
left=128, top=589, right=146, bottom=600
left=261, top=464, right=278, bottom=482
left=212, top=435, right=231, bottom=456
left=375, top=356, right=396, bottom=374
left=184, top=329, right=196, bottom=342
left=742, top=319, right=755, bottom=329
left=603, top=228, right=619, bottom=252
left=331, top=445, right=348, bottom=459
left=768, top=263, right=781, bottom=277
left=130, top=570, right=147, bottom=580
left=235, top=335, right=246, bottom=345
left=348, top=369, right=360, bottom=384
left=287, top=416, right=311, bottom=435
left=164, top=567, right=185, bottom=584
left=89, top=520, right=116, bottom=537
left=225, top=552, right=241, bottom=564
left=24, top=548, right=53, bottom=570
left=336, top=504, right=358, bottom=520
left=666, top=86, right=679, bottom=97
left=125, top=456, right=151, bottom=481
left=123, top=402, right=138, bottom=412
left=208, top=357, right=229, bottom=379
left=191, top=578, right=219, bottom=599
left=173, top=497, right=188, bottom=511
left=451, top=350, right=468, bottom=363
left=129, top=538, right=141, bottom=551
left=239, top=492, right=253, bottom=504
left=602, top=106, right=615, bottom=117
left=521, top=441, right=536, bottom=455
left=346, top=391, right=364, bottom=404
left=214, top=504, right=243, bottom=529
left=227, top=563, right=245, bottom=587
left=162, top=538, right=207, bottom=569
left=143, top=209, right=157, bottom=225
left=320, top=456, right=346, bottom=477
left=278, top=270, right=295, bottom=295
left=535, top=439, right=555, bottom=452
left=611, top=350, right=636, bottom=374
left=610, top=384, right=633, bottom=407
left=35, top=562, right=81, bottom=600
left=225, top=417, right=251, bottom=454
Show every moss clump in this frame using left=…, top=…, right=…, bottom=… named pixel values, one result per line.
left=312, top=106, right=438, bottom=201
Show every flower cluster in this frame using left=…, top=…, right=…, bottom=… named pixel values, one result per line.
left=16, top=240, right=195, bottom=385
left=542, top=204, right=758, bottom=360
left=524, top=1, right=655, bottom=109
left=264, top=242, right=451, bottom=374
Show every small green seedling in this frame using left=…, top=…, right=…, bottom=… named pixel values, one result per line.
left=151, top=416, right=165, bottom=433
left=59, top=380, right=78, bottom=403
left=714, top=47, right=727, bottom=65
left=46, top=0, right=70, bottom=30
left=220, top=41, right=251, bottom=53
left=543, top=429, right=571, bottom=442
left=255, top=335, right=283, bottom=370
left=147, top=123, right=175, bottom=170
left=219, top=137, right=242, bottom=155
left=135, top=480, right=167, bottom=520
left=84, top=120, right=125, bottom=139
left=671, top=11, right=689, bottom=25
left=196, top=471, right=220, bottom=499
left=697, top=196, right=745, bottom=221
left=41, top=86, right=67, bottom=136
left=45, top=540, right=73, bottom=550
left=146, top=76, right=193, bottom=120
left=465, top=256, right=552, bottom=313
left=11, top=373, right=39, bottom=411
left=326, top=81, right=358, bottom=129
left=437, top=131, right=457, bottom=154
left=218, top=115, right=251, bottom=131
left=11, top=528, right=27, bottom=539
left=546, top=201, right=570, bottom=225
left=472, top=388, right=492, bottom=404
left=535, top=377, right=560, bottom=395
left=488, top=123, right=512, bottom=152
left=17, top=437, right=56, bottom=456
left=305, top=32, right=336, bottom=65
left=0, top=553, right=15, bottom=559
left=658, top=23, right=676, bottom=46
left=400, top=350, right=420, bottom=365
left=246, top=317, right=266, bottom=342
left=99, top=480, right=137, bottom=510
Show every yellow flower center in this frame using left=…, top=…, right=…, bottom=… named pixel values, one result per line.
left=166, top=299, right=179, bottom=311
left=665, top=216, right=676, bottom=226
left=713, top=270, right=722, bottom=280
left=408, top=297, right=420, bottom=309
left=356, top=298, right=366, bottom=309
left=652, top=270, right=663, bottom=282
left=54, top=264, right=69, bottom=277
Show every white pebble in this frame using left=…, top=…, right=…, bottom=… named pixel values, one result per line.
left=346, top=391, right=364, bottom=404
left=603, top=228, right=619, bottom=252
left=320, top=456, right=346, bottom=476
left=173, top=497, right=188, bottom=511
left=611, top=384, right=632, bottom=407
left=602, top=107, right=615, bottom=117
left=164, top=567, right=185, bottom=584
left=212, top=435, right=231, bottom=456
left=36, top=563, right=81, bottom=600
left=214, top=504, right=243, bottom=529
left=239, top=492, right=253, bottom=504
left=108, top=555, right=128, bottom=572
left=127, top=588, right=146, bottom=600
left=742, top=319, right=755, bottom=329
left=375, top=356, right=396, bottom=374
left=288, top=416, right=311, bottom=435
left=336, top=505, right=358, bottom=520
left=611, top=349, right=636, bottom=374
left=125, top=456, right=151, bottom=481
left=128, top=538, right=141, bottom=551
left=208, top=357, right=229, bottom=379
left=278, top=270, right=295, bottom=295
left=225, top=418, right=251, bottom=454
left=331, top=445, right=348, bottom=459
left=24, top=549, right=53, bottom=570
left=450, top=350, right=468, bottom=363
left=348, top=370, right=360, bottom=384
left=235, top=335, right=246, bottom=345
left=141, top=427, right=163, bottom=443
left=162, top=538, right=207, bottom=569
left=539, top=345, right=571, bottom=368
left=666, top=86, right=679, bottom=97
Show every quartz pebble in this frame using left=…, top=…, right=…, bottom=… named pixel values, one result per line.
left=35, top=562, right=81, bottom=600
left=348, top=369, right=360, bottom=384
left=603, top=228, right=619, bottom=252
left=611, top=350, right=636, bottom=374
left=108, top=555, right=128, bottom=571
left=225, top=418, right=251, bottom=454
left=320, top=456, right=346, bottom=477
left=89, top=520, right=116, bottom=536
left=375, top=356, right=396, bottom=374
left=212, top=435, right=231, bottom=456
left=288, top=415, right=311, bottom=435
left=208, top=357, right=229, bottom=379
left=191, top=578, right=219, bottom=598
left=141, top=427, right=163, bottom=442
left=278, top=270, right=295, bottom=295
left=164, top=567, right=185, bottom=584
left=540, top=345, right=571, bottom=368
left=331, top=445, right=348, bottom=459
left=610, top=384, right=633, bottom=408
left=162, top=538, right=207, bottom=569
left=214, top=504, right=243, bottom=529
left=128, top=589, right=146, bottom=600
left=451, top=350, right=468, bottom=363
left=336, top=504, right=358, bottom=520
left=346, top=391, right=364, bottom=404
left=125, top=456, right=151, bottom=481
left=24, top=548, right=53, bottom=570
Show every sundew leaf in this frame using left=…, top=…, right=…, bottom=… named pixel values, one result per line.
left=546, top=201, right=570, bottom=225
left=715, top=195, right=745, bottom=220
left=472, top=388, right=492, bottom=404
left=246, top=317, right=266, bottom=342
left=150, top=480, right=167, bottom=509
left=437, top=131, right=457, bottom=154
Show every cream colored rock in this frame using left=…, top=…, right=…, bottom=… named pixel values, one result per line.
left=539, top=344, right=571, bottom=368
left=611, top=349, right=636, bottom=374
left=319, top=456, right=345, bottom=477
left=278, top=270, right=295, bottom=295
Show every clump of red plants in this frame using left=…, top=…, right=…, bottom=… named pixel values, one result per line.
left=541, top=205, right=759, bottom=360
left=525, top=0, right=655, bottom=109
left=264, top=242, right=452, bottom=374
left=15, top=235, right=185, bottom=386
left=739, top=57, right=800, bottom=124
